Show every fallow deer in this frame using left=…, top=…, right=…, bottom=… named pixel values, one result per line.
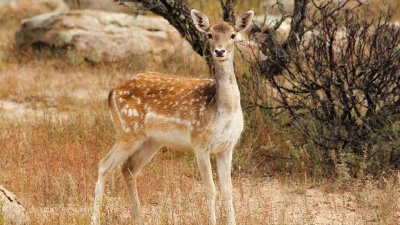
left=91, top=9, right=254, bottom=225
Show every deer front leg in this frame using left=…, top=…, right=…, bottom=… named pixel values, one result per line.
left=195, top=150, right=216, bottom=225
left=216, top=147, right=235, bottom=225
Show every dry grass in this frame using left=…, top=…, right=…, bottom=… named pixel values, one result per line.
left=1, top=2, right=400, bottom=225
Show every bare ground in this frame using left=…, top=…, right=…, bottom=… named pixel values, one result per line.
left=23, top=176, right=400, bottom=225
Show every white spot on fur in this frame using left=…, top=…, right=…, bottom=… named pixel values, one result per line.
left=131, top=96, right=141, bottom=104
left=112, top=92, right=129, bottom=133
left=200, top=105, right=206, bottom=112
left=121, top=108, right=127, bottom=115
left=128, top=108, right=136, bottom=117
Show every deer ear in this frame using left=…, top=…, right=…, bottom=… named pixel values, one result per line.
left=191, top=9, right=210, bottom=33
left=234, top=10, right=254, bottom=32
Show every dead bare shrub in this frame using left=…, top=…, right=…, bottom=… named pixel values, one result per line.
left=252, top=1, right=400, bottom=176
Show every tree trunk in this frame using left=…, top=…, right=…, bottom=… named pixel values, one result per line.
left=220, top=0, right=237, bottom=22
left=120, top=0, right=213, bottom=71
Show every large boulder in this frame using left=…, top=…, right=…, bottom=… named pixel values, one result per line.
left=0, top=185, right=30, bottom=225
left=0, top=0, right=68, bottom=13
left=0, top=0, right=18, bottom=7
left=15, top=9, right=193, bottom=63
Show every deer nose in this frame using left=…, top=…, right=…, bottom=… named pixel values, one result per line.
left=214, top=49, right=226, bottom=57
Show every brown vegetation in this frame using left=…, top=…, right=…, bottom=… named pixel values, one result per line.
left=0, top=1, right=399, bottom=224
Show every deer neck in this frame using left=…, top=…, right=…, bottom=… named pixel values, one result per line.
left=214, top=57, right=241, bottom=114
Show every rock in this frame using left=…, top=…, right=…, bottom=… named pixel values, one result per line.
left=0, top=0, right=18, bottom=7
left=1, top=0, right=68, bottom=13
left=64, top=0, right=127, bottom=12
left=15, top=9, right=194, bottom=63
left=0, top=185, right=30, bottom=225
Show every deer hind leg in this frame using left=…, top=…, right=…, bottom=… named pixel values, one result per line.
left=121, top=139, right=162, bottom=225
left=91, top=140, right=143, bottom=225
left=195, top=150, right=217, bottom=225
left=216, top=146, right=235, bottom=225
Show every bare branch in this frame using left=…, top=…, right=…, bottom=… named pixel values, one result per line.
left=220, top=0, right=237, bottom=22
left=262, top=0, right=399, bottom=160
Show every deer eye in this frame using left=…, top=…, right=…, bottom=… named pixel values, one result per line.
left=230, top=34, right=236, bottom=39
left=207, top=33, right=213, bottom=39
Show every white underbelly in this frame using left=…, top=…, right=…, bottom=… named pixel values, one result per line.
left=144, top=112, right=192, bottom=149
left=147, top=129, right=192, bottom=149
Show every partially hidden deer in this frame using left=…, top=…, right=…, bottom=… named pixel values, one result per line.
left=91, top=9, right=254, bottom=225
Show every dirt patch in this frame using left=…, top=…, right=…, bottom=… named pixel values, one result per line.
left=235, top=179, right=369, bottom=224
left=0, top=99, right=70, bottom=122
left=25, top=177, right=400, bottom=224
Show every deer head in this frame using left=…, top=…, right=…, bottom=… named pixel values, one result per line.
left=191, top=9, right=254, bottom=61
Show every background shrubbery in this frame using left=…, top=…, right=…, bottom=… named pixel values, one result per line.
left=243, top=0, right=400, bottom=179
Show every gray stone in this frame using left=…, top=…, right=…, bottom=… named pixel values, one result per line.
left=0, top=0, right=18, bottom=7
left=0, top=185, right=30, bottom=225
left=15, top=9, right=193, bottom=63
left=0, top=0, right=68, bottom=13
